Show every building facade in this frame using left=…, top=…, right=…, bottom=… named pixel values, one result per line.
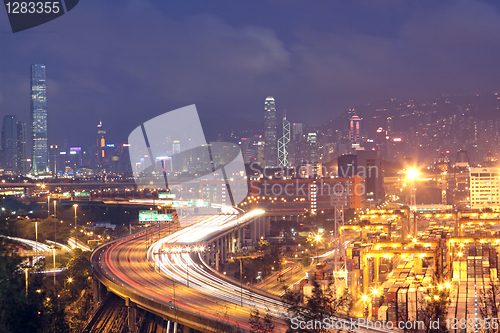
left=30, top=64, right=48, bottom=175
left=16, top=121, right=27, bottom=174
left=470, top=167, right=500, bottom=211
left=97, top=121, right=106, bottom=169
left=263, top=96, right=277, bottom=168
left=2, top=115, right=17, bottom=172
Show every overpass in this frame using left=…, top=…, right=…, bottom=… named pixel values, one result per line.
left=90, top=204, right=396, bottom=333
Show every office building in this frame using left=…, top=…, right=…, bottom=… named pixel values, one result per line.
left=350, top=115, right=362, bottom=146
left=338, top=151, right=385, bottom=206
left=2, top=115, right=17, bottom=172
left=264, top=96, right=277, bottom=167
left=357, top=150, right=384, bottom=205
left=30, top=64, right=48, bottom=175
left=97, top=121, right=106, bottom=169
left=470, top=167, right=500, bottom=211
left=307, top=132, right=318, bottom=162
left=17, top=122, right=27, bottom=174
left=338, top=154, right=357, bottom=178
left=48, top=144, right=59, bottom=174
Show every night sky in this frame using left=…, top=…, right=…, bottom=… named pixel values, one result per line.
left=1, top=0, right=500, bottom=147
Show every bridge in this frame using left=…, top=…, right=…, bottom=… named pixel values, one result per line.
left=88, top=204, right=395, bottom=333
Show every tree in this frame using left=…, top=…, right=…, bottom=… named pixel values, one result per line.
left=281, top=279, right=351, bottom=332
left=479, top=280, right=500, bottom=333
left=417, top=285, right=449, bottom=333
left=249, top=308, right=275, bottom=333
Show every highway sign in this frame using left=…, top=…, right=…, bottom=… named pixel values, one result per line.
left=139, top=210, right=173, bottom=222
left=159, top=192, right=176, bottom=199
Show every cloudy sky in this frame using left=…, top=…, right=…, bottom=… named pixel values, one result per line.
left=1, top=0, right=500, bottom=146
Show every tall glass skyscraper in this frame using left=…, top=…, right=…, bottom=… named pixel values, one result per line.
left=2, top=115, right=18, bottom=172
left=264, top=96, right=277, bottom=167
left=30, top=64, right=48, bottom=175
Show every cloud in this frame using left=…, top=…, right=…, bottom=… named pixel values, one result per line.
left=1, top=0, right=500, bottom=146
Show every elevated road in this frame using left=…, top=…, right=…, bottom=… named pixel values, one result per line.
left=92, top=205, right=395, bottom=333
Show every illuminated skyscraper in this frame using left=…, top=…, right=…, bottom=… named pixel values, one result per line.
left=264, top=96, right=277, bottom=167
left=173, top=140, right=180, bottom=154
left=2, top=115, right=17, bottom=172
left=349, top=115, right=362, bottom=145
left=97, top=121, right=106, bottom=168
left=30, top=64, right=48, bottom=175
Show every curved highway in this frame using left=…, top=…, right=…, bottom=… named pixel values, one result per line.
left=93, top=204, right=395, bottom=332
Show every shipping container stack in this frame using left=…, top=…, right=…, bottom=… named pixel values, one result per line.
left=376, top=258, right=434, bottom=323
left=448, top=241, right=499, bottom=333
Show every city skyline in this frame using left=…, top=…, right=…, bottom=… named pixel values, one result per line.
left=2, top=1, right=500, bottom=147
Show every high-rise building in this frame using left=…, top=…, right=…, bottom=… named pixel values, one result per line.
left=357, top=150, right=384, bottom=205
left=49, top=144, right=59, bottom=175
left=307, top=132, right=318, bottom=162
left=350, top=115, right=362, bottom=146
left=173, top=140, right=180, bottom=154
left=470, top=167, right=500, bottom=211
left=292, top=123, right=303, bottom=141
left=386, top=116, right=393, bottom=135
left=2, top=115, right=17, bottom=172
left=264, top=96, right=277, bottom=167
left=30, top=64, right=48, bottom=175
left=97, top=121, right=106, bottom=169
left=16, top=122, right=27, bottom=174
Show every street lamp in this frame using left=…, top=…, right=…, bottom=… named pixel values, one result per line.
left=35, top=219, right=38, bottom=259
left=73, top=204, right=78, bottom=248
left=406, top=168, right=419, bottom=237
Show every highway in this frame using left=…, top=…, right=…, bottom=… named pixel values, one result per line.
left=93, top=205, right=396, bottom=333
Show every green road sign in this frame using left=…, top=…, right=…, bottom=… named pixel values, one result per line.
left=159, top=192, right=176, bottom=199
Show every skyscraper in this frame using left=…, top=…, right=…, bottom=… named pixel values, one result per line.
left=2, top=115, right=17, bottom=172
left=97, top=121, right=106, bottom=169
left=17, top=122, right=27, bottom=174
left=349, top=115, right=362, bottom=146
left=264, top=96, right=277, bottom=167
left=30, top=64, right=48, bottom=175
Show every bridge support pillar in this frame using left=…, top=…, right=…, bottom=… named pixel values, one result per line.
left=221, top=236, right=226, bottom=263
left=215, top=239, right=220, bottom=271
left=250, top=221, right=257, bottom=243
left=231, top=231, right=236, bottom=253
left=237, top=227, right=242, bottom=250
left=125, top=298, right=137, bottom=333
left=92, top=273, right=107, bottom=308
left=255, top=217, right=262, bottom=240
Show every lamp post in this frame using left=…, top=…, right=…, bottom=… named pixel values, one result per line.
left=35, top=219, right=38, bottom=259
left=73, top=204, right=78, bottom=248
left=53, top=246, right=56, bottom=297
left=47, top=195, right=50, bottom=219
left=314, top=234, right=322, bottom=261
left=406, top=168, right=419, bottom=237
left=53, top=200, right=57, bottom=245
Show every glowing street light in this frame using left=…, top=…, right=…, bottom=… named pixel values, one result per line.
left=406, top=168, right=419, bottom=181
